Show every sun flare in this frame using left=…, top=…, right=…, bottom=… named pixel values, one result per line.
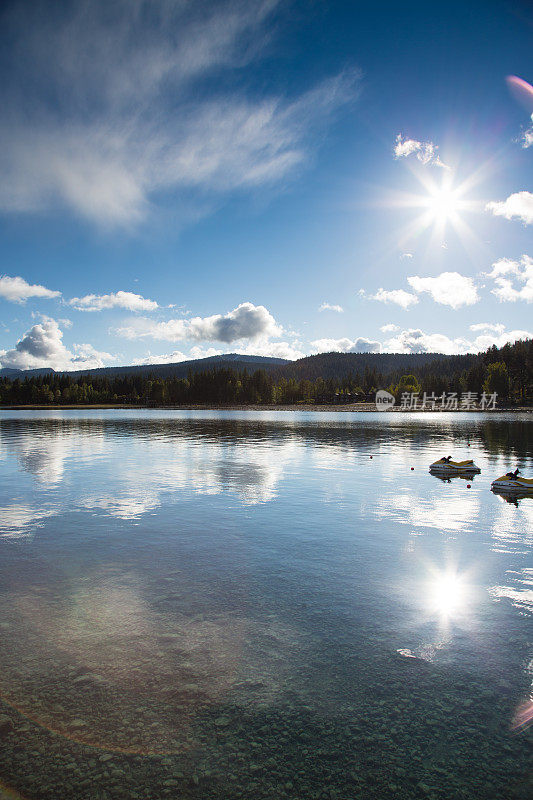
left=423, top=185, right=463, bottom=223
left=385, top=162, right=488, bottom=258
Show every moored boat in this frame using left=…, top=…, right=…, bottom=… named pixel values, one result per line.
left=430, top=456, right=481, bottom=473
left=491, top=469, right=533, bottom=493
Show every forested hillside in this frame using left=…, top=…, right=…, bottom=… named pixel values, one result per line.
left=0, top=339, right=531, bottom=406
left=0, top=354, right=287, bottom=381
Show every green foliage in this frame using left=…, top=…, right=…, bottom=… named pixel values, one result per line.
left=483, top=361, right=509, bottom=399
left=393, top=374, right=421, bottom=398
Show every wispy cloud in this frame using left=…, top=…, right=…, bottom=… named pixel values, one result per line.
left=0, top=0, right=359, bottom=228
left=521, top=115, right=533, bottom=148
left=485, top=255, right=533, bottom=303
left=469, top=322, right=505, bottom=333
left=486, top=191, right=533, bottom=225
left=69, top=291, right=158, bottom=312
left=318, top=302, right=344, bottom=313
left=0, top=317, right=114, bottom=370
left=506, top=77, right=533, bottom=147
left=394, top=134, right=449, bottom=169
left=407, top=271, right=479, bottom=308
left=0, top=275, right=61, bottom=303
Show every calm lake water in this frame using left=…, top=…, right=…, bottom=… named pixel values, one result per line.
left=0, top=410, right=531, bottom=800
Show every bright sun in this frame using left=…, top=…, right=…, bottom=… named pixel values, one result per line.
left=386, top=160, right=484, bottom=255
left=424, top=185, right=461, bottom=222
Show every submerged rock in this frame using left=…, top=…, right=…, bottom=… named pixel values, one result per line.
left=0, top=714, right=13, bottom=736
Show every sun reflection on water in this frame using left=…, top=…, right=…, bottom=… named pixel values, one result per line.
left=428, top=569, right=467, bottom=619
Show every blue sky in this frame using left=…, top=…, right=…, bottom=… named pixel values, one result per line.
left=0, top=0, right=532, bottom=370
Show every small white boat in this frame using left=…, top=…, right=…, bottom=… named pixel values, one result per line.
left=430, top=457, right=481, bottom=473
left=491, top=470, right=533, bottom=494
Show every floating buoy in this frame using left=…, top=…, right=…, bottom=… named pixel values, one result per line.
left=370, top=456, right=373, bottom=459
left=467, top=484, right=471, bottom=488
left=411, top=467, right=414, bottom=471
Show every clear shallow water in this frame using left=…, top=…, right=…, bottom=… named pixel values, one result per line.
left=0, top=410, right=531, bottom=800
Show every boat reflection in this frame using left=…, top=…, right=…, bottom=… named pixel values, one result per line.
left=429, top=469, right=478, bottom=484
left=491, top=488, right=533, bottom=507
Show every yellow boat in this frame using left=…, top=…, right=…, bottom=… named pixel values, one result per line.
left=491, top=470, right=533, bottom=493
left=430, top=457, right=480, bottom=473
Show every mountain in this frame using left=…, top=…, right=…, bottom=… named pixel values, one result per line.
left=0, top=343, right=528, bottom=384
left=0, top=367, right=55, bottom=378
left=1, top=340, right=531, bottom=406
left=275, top=351, right=460, bottom=381
left=0, top=354, right=288, bottom=380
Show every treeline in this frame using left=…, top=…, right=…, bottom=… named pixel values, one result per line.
left=1, top=338, right=532, bottom=406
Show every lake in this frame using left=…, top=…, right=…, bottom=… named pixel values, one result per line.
left=0, top=410, right=531, bottom=800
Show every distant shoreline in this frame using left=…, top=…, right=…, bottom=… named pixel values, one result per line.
left=0, top=403, right=531, bottom=413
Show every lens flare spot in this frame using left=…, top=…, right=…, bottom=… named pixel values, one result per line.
left=506, top=75, right=533, bottom=113
left=511, top=698, right=533, bottom=732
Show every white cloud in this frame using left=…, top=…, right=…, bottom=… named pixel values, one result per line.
left=69, top=290, right=158, bottom=312
left=0, top=1, right=359, bottom=227
left=0, top=275, right=61, bottom=303
left=311, top=337, right=381, bottom=354
left=361, top=287, right=418, bottom=309
left=520, top=114, right=533, bottom=148
left=132, top=346, right=225, bottom=365
left=486, top=191, right=533, bottom=225
left=71, top=343, right=115, bottom=366
left=469, top=323, right=505, bottom=333
left=485, top=254, right=533, bottom=302
left=115, top=302, right=282, bottom=343
left=319, top=302, right=344, bottom=313
left=132, top=339, right=304, bottom=363
left=407, top=271, right=479, bottom=308
left=471, top=328, right=532, bottom=352
left=394, top=134, right=449, bottom=169
left=132, top=350, right=190, bottom=366
left=0, top=318, right=114, bottom=371
left=383, top=326, right=532, bottom=355
left=380, top=323, right=399, bottom=333
left=188, top=346, right=225, bottom=360
left=384, top=328, right=469, bottom=354
left=236, top=340, right=305, bottom=360
left=485, top=257, right=523, bottom=278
